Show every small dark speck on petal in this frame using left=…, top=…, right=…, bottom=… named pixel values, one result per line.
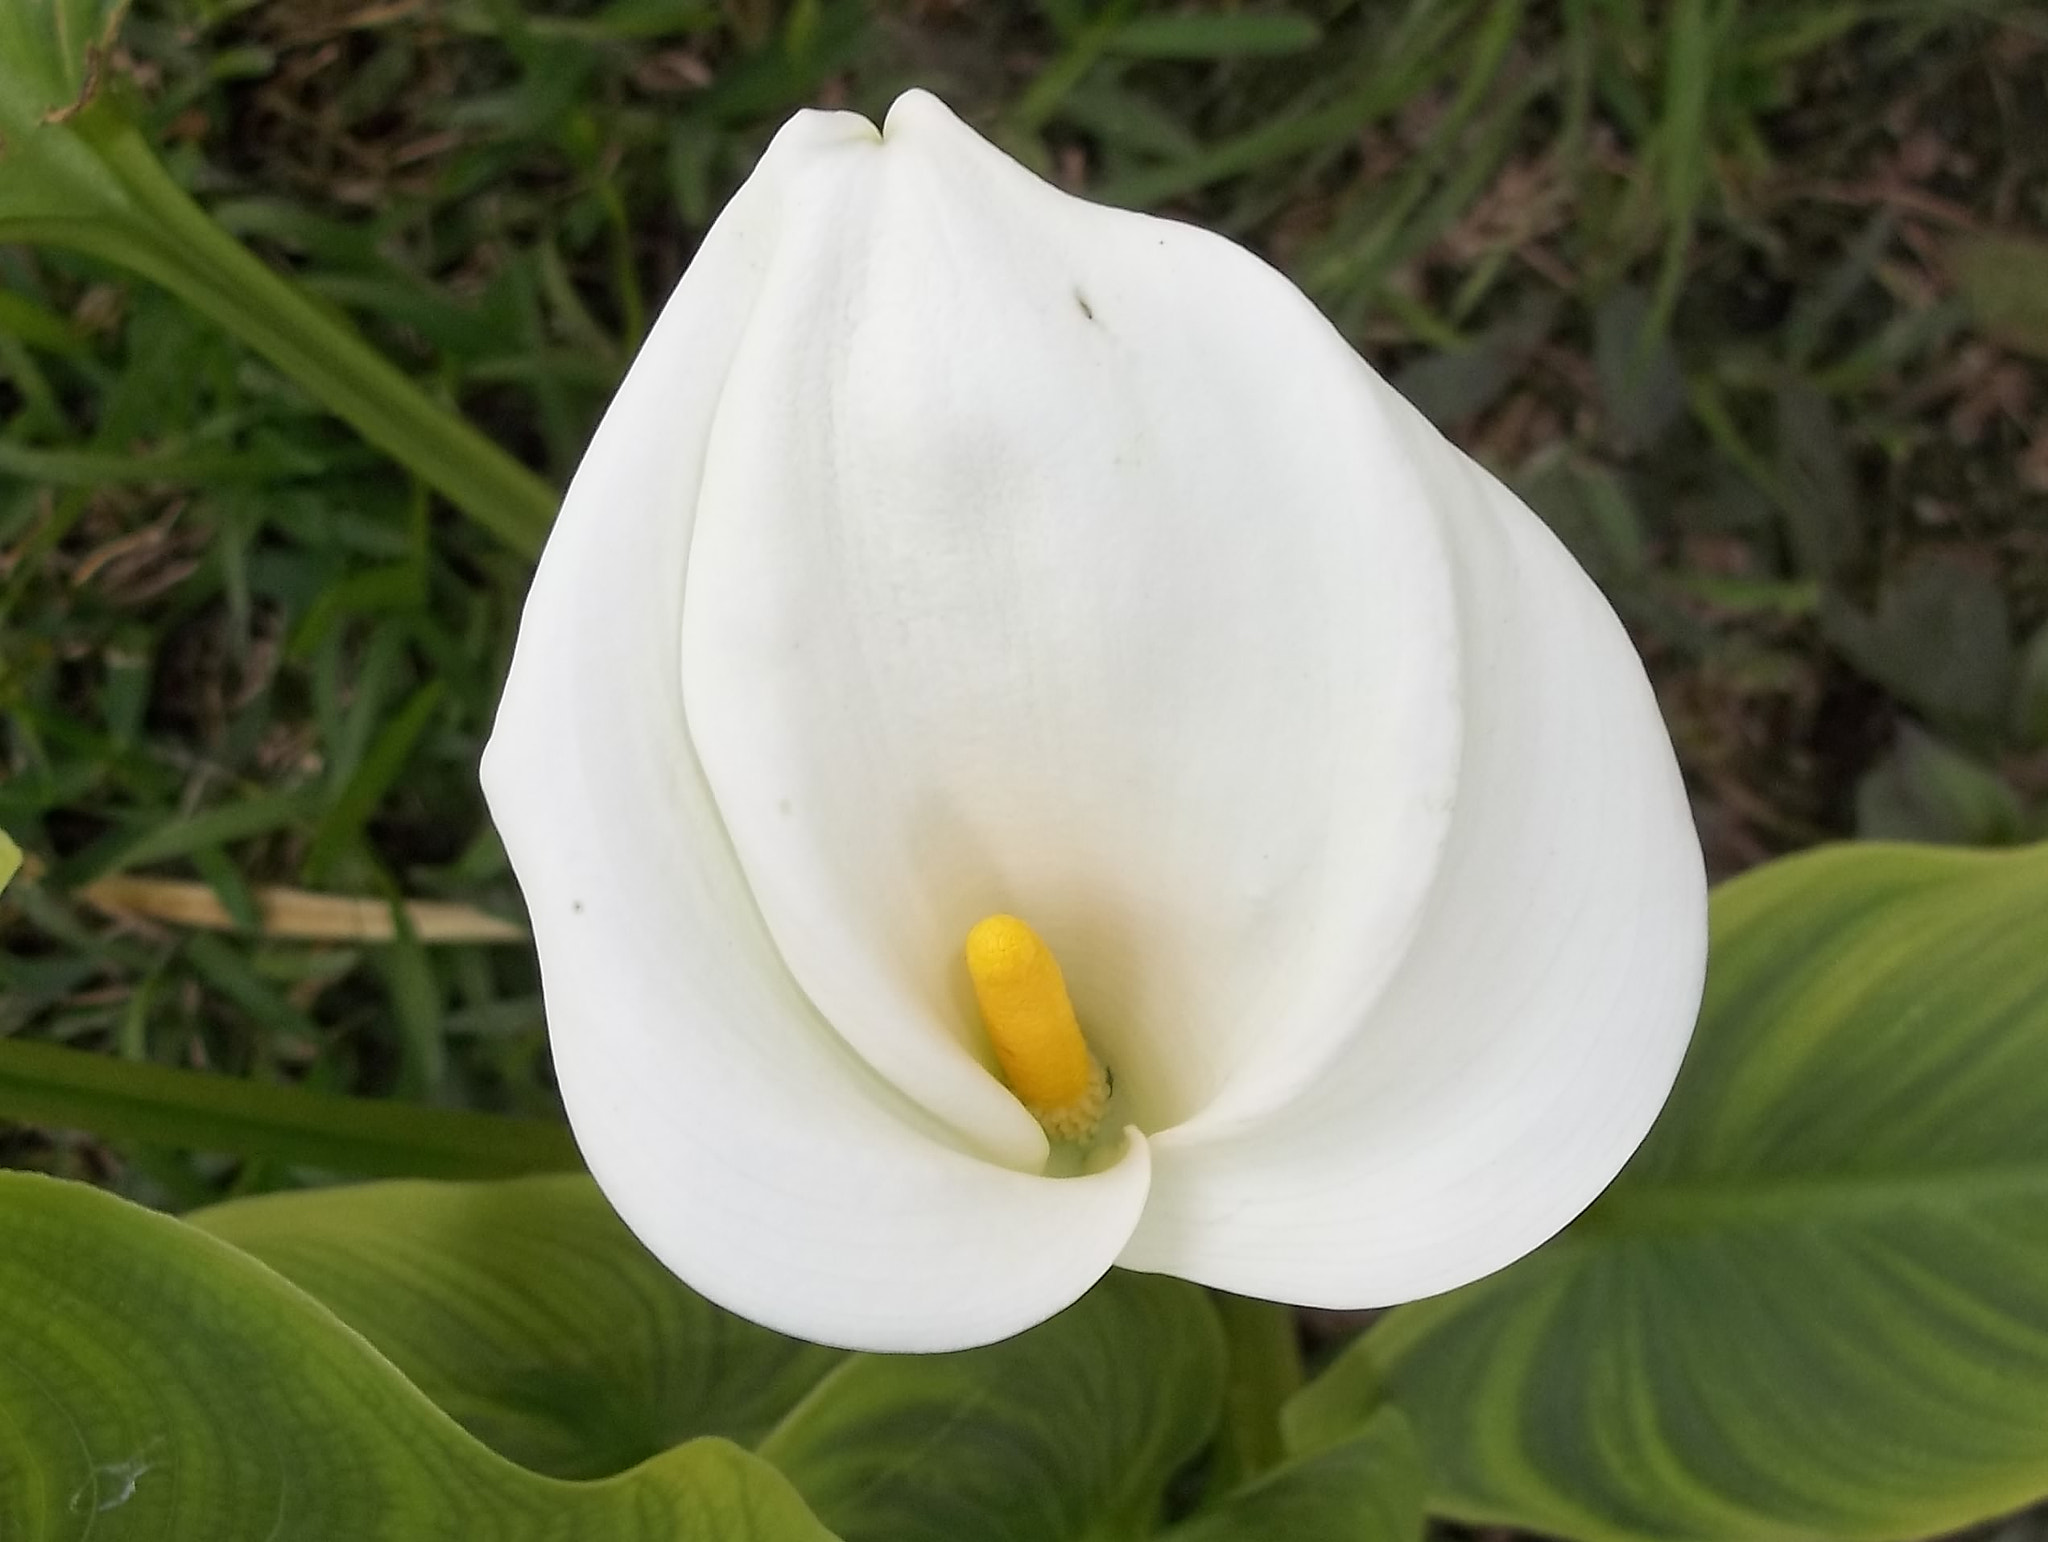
left=571, top=900, right=585, bottom=914
left=1074, top=289, right=1096, bottom=322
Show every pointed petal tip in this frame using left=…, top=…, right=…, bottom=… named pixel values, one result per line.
left=882, top=87, right=961, bottom=142
left=767, top=103, right=881, bottom=159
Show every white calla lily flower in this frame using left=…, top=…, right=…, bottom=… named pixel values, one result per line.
left=483, top=89, right=1707, bottom=1353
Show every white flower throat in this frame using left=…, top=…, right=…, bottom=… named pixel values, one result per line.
left=964, top=915, right=1110, bottom=1144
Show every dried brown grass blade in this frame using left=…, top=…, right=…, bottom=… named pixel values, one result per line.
left=74, top=874, right=526, bottom=945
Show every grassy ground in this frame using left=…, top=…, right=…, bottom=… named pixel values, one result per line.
left=2, top=0, right=2045, bottom=1213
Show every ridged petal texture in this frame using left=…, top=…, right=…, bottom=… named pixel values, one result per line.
left=484, top=90, right=1706, bottom=1351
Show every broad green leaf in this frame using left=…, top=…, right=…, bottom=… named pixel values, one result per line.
left=1, top=828, right=20, bottom=891
left=760, top=1272, right=1225, bottom=1542
left=1296, top=842, right=2048, bottom=1542
left=1395, top=297, right=1557, bottom=432
left=0, top=1172, right=835, bottom=1542
left=2014, top=619, right=2048, bottom=749
left=1774, top=382, right=1860, bottom=579
left=1855, top=726, right=2025, bottom=846
left=1822, top=554, right=2014, bottom=734
left=1165, top=1407, right=1425, bottom=1542
left=1952, top=232, right=2048, bottom=359
left=1209, top=1292, right=1306, bottom=1490
left=1593, top=286, right=1687, bottom=451
left=192, top=1176, right=844, bottom=1480
left=1519, top=452, right=1649, bottom=588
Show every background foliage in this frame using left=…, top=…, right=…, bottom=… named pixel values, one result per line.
left=2, top=1, right=2046, bottom=1539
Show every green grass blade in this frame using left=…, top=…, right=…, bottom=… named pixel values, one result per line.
left=1104, top=11, right=1322, bottom=59
left=303, top=679, right=447, bottom=882
left=0, top=97, right=557, bottom=556
left=0, top=1038, right=583, bottom=1178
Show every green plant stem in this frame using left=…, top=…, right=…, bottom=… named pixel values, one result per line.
left=0, top=1038, right=583, bottom=1179
left=1208, top=1292, right=1305, bottom=1494
left=9, top=111, right=557, bottom=557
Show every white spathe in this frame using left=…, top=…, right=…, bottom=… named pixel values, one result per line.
left=482, top=89, right=1707, bottom=1353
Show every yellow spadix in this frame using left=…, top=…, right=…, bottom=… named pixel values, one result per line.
left=964, top=914, right=1109, bottom=1143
